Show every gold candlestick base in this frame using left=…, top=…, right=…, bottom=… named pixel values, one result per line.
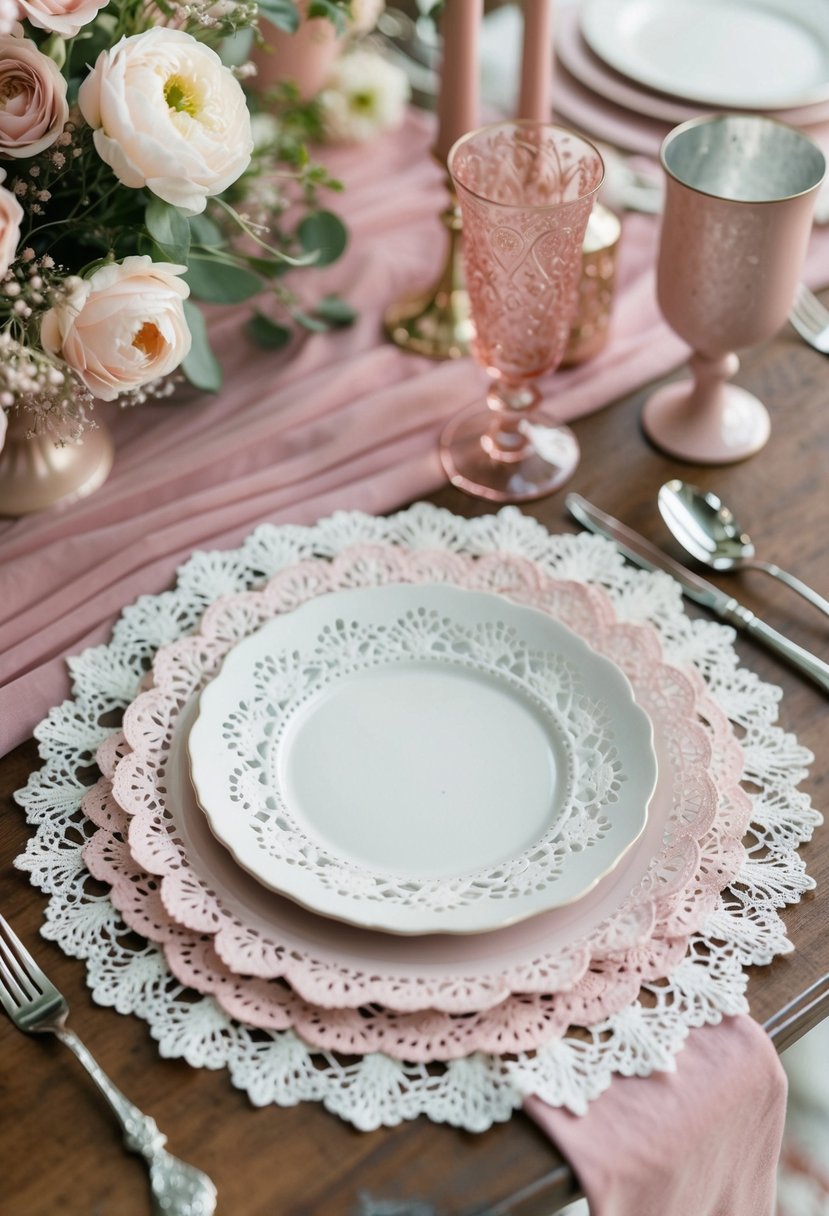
left=384, top=182, right=473, bottom=360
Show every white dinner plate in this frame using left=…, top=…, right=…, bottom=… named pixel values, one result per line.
left=580, top=0, right=829, bottom=111
left=558, top=4, right=829, bottom=127
left=188, top=584, right=657, bottom=935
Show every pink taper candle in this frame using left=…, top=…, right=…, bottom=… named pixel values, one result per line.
left=434, top=0, right=483, bottom=166
left=518, top=0, right=554, bottom=122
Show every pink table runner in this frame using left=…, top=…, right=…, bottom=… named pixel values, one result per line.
left=2, top=107, right=828, bottom=754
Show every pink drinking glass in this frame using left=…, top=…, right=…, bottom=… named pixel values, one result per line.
left=441, top=121, right=604, bottom=502
left=643, top=114, right=825, bottom=464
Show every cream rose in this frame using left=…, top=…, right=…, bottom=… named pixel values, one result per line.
left=18, top=0, right=107, bottom=37
left=0, top=170, right=23, bottom=278
left=0, top=34, right=69, bottom=158
left=40, top=257, right=192, bottom=401
left=78, top=28, right=253, bottom=216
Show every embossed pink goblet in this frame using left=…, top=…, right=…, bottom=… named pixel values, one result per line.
left=643, top=114, right=825, bottom=464
left=441, top=122, right=604, bottom=502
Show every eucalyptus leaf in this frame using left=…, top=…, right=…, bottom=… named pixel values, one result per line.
left=185, top=257, right=263, bottom=303
left=145, top=198, right=191, bottom=263
left=247, top=312, right=293, bottom=349
left=313, top=294, right=356, bottom=326
left=292, top=309, right=329, bottom=333
left=181, top=301, right=222, bottom=392
left=188, top=214, right=224, bottom=249
left=297, top=210, right=348, bottom=267
left=307, top=0, right=349, bottom=34
left=257, top=0, right=300, bottom=32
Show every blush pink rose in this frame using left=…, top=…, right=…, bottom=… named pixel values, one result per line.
left=18, top=0, right=107, bottom=37
left=0, top=170, right=23, bottom=277
left=0, top=33, right=69, bottom=158
left=40, top=256, right=192, bottom=401
left=78, top=28, right=252, bottom=215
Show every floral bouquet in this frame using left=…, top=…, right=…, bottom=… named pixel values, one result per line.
left=0, top=0, right=402, bottom=452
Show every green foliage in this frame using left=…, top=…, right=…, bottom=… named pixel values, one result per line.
left=313, top=294, right=357, bottom=326
left=298, top=211, right=348, bottom=267
left=246, top=312, right=293, bottom=348
left=256, top=0, right=301, bottom=32
left=184, top=257, right=263, bottom=304
left=145, top=198, right=191, bottom=264
left=181, top=301, right=223, bottom=392
left=307, top=0, right=351, bottom=35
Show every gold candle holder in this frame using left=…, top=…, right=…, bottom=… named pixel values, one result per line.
left=384, top=170, right=473, bottom=360
left=562, top=203, right=622, bottom=367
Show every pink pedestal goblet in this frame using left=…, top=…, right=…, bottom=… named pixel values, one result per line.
left=441, top=121, right=604, bottom=502
left=643, top=115, right=825, bottom=464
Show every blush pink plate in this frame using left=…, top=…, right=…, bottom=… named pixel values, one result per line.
left=440, top=120, right=604, bottom=502
left=643, top=114, right=825, bottom=464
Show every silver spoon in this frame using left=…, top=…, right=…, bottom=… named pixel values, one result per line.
left=658, top=479, right=829, bottom=619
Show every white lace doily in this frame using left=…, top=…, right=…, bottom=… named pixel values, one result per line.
left=15, top=505, right=821, bottom=1132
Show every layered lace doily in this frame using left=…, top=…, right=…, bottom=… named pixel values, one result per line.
left=82, top=547, right=739, bottom=1062
left=15, top=505, right=820, bottom=1131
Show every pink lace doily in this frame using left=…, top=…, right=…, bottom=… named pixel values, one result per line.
left=81, top=546, right=751, bottom=1059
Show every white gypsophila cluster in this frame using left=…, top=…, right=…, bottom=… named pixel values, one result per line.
left=318, top=48, right=410, bottom=144
left=0, top=327, right=93, bottom=444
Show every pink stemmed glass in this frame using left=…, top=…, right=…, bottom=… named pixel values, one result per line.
left=643, top=114, right=825, bottom=464
left=441, top=121, right=604, bottom=502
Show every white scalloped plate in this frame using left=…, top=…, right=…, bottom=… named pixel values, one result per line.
left=580, top=0, right=829, bottom=111
left=188, top=585, right=656, bottom=934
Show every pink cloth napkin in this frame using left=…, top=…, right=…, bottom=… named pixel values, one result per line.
left=525, top=1015, right=788, bottom=1216
left=2, top=107, right=829, bottom=757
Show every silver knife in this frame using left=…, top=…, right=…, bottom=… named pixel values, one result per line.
left=566, top=493, right=829, bottom=696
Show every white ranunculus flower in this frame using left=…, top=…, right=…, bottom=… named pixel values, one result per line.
left=319, top=49, right=409, bottom=145
left=40, top=256, right=192, bottom=401
left=78, top=28, right=253, bottom=215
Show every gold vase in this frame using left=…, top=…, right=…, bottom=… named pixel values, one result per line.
left=0, top=407, right=114, bottom=518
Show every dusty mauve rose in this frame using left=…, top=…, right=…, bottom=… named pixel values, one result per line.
left=40, top=257, right=192, bottom=401
left=78, top=28, right=253, bottom=215
left=0, top=33, right=69, bottom=158
left=18, top=0, right=107, bottom=37
left=0, top=169, right=23, bottom=278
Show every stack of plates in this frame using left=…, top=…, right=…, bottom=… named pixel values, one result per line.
left=86, top=548, right=745, bottom=1063
left=554, top=0, right=829, bottom=157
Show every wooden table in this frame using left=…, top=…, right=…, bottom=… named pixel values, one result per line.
left=1, top=319, right=828, bottom=1216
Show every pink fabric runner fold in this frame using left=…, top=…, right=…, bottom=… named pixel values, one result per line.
left=525, top=1015, right=788, bottom=1216
left=2, top=107, right=829, bottom=757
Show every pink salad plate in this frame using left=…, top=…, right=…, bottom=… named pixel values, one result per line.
left=80, top=546, right=750, bottom=1064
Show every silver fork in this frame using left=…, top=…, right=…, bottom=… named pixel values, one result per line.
left=789, top=283, right=829, bottom=354
left=0, top=913, right=217, bottom=1216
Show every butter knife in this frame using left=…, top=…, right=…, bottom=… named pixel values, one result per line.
left=566, top=493, right=829, bottom=696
